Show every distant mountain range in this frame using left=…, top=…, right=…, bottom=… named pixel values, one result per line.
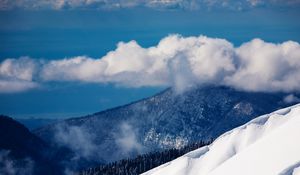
left=33, top=86, right=298, bottom=168
left=143, top=104, right=300, bottom=175
left=15, top=118, right=61, bottom=130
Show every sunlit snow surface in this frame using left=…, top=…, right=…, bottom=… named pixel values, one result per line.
left=143, top=104, right=300, bottom=175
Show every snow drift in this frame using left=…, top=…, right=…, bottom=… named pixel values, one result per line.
left=143, top=103, right=300, bottom=175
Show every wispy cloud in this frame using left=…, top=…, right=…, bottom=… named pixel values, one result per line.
left=283, top=94, right=300, bottom=104
left=0, top=0, right=299, bottom=11
left=114, top=122, right=145, bottom=155
left=1, top=35, right=300, bottom=93
left=0, top=150, right=34, bottom=175
left=54, top=124, right=99, bottom=160
left=0, top=79, right=39, bottom=93
left=52, top=123, right=103, bottom=173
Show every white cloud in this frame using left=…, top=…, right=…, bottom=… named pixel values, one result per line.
left=0, top=57, right=40, bottom=93
left=0, top=0, right=299, bottom=10
left=0, top=57, right=38, bottom=81
left=38, top=35, right=236, bottom=92
left=225, top=39, right=300, bottom=92
left=40, top=56, right=106, bottom=82
left=1, top=34, right=300, bottom=93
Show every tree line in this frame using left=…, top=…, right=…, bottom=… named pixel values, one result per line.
left=79, top=140, right=212, bottom=175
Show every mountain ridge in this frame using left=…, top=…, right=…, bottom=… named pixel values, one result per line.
left=34, top=86, right=299, bottom=168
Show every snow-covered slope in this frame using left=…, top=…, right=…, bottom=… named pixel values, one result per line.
left=143, top=104, right=300, bottom=175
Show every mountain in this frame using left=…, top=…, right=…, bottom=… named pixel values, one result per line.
left=15, top=118, right=61, bottom=130
left=34, top=86, right=298, bottom=165
left=143, top=103, right=300, bottom=175
left=0, top=115, right=62, bottom=175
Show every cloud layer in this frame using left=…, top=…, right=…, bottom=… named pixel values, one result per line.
left=1, top=34, right=300, bottom=93
left=0, top=0, right=300, bottom=10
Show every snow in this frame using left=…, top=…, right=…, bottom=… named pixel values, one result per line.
left=143, top=104, right=300, bottom=175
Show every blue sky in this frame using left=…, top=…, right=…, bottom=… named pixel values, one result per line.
left=1, top=1, right=300, bottom=119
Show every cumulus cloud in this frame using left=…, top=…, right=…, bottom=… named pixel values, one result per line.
left=1, top=34, right=300, bottom=93
left=0, top=0, right=299, bottom=10
left=0, top=57, right=40, bottom=93
left=0, top=57, right=38, bottom=81
left=225, top=39, right=300, bottom=92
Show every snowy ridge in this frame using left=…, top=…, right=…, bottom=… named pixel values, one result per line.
left=143, top=104, right=300, bottom=175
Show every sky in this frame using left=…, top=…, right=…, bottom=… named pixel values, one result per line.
left=0, top=0, right=300, bottom=119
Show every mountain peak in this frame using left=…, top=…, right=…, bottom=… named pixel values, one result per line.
left=34, top=86, right=297, bottom=165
